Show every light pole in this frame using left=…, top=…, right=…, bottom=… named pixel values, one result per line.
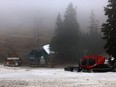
left=33, top=19, right=40, bottom=49
left=84, top=49, right=88, bottom=56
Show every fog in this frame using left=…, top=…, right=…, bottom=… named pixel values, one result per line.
left=0, top=0, right=108, bottom=34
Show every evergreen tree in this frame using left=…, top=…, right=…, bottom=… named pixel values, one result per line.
left=88, top=11, right=104, bottom=55
left=50, top=3, right=80, bottom=64
left=101, top=0, right=116, bottom=58
left=50, top=14, right=63, bottom=53
left=63, top=3, right=80, bottom=63
left=79, top=32, right=89, bottom=56
left=89, top=11, right=98, bottom=36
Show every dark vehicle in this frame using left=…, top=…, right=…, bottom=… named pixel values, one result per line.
left=64, top=55, right=116, bottom=72
left=28, top=49, right=48, bottom=66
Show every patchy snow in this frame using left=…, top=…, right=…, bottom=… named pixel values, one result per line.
left=43, top=44, right=54, bottom=54
left=0, top=65, right=116, bottom=87
left=43, top=44, right=50, bottom=54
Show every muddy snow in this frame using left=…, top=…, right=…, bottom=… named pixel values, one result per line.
left=0, top=65, right=116, bottom=87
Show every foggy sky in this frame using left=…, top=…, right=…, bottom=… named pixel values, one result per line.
left=0, top=0, right=108, bottom=33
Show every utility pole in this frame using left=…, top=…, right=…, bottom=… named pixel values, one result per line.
left=33, top=19, right=40, bottom=49
left=84, top=49, right=88, bottom=56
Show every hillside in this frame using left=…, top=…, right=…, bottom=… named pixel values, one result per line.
left=0, top=29, right=54, bottom=62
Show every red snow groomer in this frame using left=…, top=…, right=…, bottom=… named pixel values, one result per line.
left=64, top=55, right=116, bottom=72
left=78, top=55, right=116, bottom=72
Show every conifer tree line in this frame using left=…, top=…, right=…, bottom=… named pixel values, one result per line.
left=101, top=0, right=116, bottom=59
left=50, top=3, right=105, bottom=65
